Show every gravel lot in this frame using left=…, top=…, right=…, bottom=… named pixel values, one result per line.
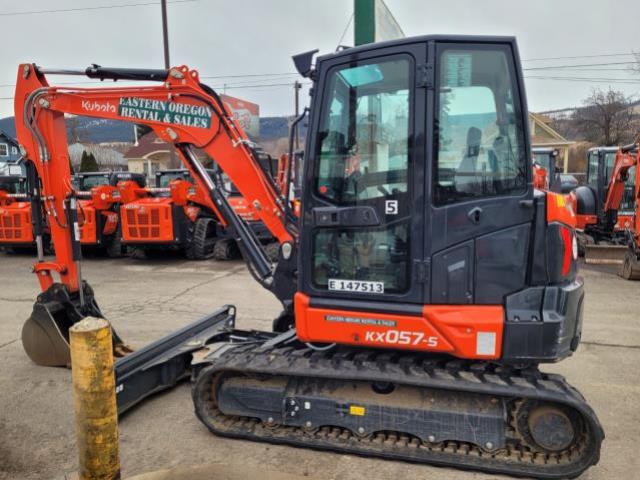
left=0, top=252, right=638, bottom=479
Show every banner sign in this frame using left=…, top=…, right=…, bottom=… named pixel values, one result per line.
left=118, top=97, right=213, bottom=129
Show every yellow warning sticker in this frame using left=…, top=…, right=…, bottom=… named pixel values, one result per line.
left=349, top=405, right=366, bottom=416
left=556, top=195, right=565, bottom=207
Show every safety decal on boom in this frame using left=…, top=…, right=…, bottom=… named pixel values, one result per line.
left=117, top=97, right=213, bottom=128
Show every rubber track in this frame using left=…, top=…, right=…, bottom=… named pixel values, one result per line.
left=193, top=343, right=604, bottom=479
left=186, top=217, right=215, bottom=260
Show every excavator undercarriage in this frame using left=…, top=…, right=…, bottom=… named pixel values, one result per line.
left=192, top=337, right=602, bottom=479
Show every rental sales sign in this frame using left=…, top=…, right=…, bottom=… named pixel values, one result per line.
left=118, top=97, right=212, bottom=129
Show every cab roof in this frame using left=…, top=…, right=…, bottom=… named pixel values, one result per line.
left=318, top=34, right=519, bottom=64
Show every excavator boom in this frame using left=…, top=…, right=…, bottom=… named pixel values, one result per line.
left=15, top=63, right=295, bottom=367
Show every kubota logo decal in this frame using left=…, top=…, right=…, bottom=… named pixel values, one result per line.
left=81, top=100, right=116, bottom=114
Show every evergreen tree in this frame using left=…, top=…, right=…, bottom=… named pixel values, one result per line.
left=79, top=151, right=99, bottom=172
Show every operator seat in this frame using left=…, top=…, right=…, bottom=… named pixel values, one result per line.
left=455, top=127, right=482, bottom=194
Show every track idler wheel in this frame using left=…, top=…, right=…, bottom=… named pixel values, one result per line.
left=21, top=282, right=130, bottom=367
left=516, top=401, right=580, bottom=453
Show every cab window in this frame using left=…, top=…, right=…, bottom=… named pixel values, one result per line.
left=315, top=57, right=410, bottom=205
left=80, top=175, right=110, bottom=189
left=434, top=46, right=527, bottom=204
left=587, top=152, right=599, bottom=187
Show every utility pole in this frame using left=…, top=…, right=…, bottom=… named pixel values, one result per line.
left=161, top=0, right=170, bottom=69
left=161, top=0, right=179, bottom=167
left=294, top=81, right=302, bottom=149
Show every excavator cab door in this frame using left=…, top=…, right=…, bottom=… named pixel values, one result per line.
left=300, top=42, right=427, bottom=306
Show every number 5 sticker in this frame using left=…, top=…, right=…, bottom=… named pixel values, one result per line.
left=385, top=200, right=398, bottom=215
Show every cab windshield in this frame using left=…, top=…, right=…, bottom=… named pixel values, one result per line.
left=79, top=174, right=110, bottom=190
left=533, top=152, right=553, bottom=174
left=0, top=177, right=26, bottom=194
left=157, top=172, right=190, bottom=188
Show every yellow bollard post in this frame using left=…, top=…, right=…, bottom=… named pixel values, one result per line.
left=69, top=317, right=121, bottom=480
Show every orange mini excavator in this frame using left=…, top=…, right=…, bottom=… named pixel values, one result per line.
left=14, top=35, right=603, bottom=478
left=575, top=144, right=640, bottom=276
left=0, top=163, right=50, bottom=252
left=73, top=171, right=146, bottom=257
left=117, top=167, right=220, bottom=259
left=574, top=146, right=637, bottom=263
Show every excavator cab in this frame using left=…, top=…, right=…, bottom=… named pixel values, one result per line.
left=297, top=38, right=568, bottom=361
left=584, top=146, right=636, bottom=223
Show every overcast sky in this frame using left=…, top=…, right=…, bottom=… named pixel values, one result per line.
left=0, top=0, right=638, bottom=120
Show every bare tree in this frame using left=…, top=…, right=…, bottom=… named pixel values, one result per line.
left=632, top=51, right=640, bottom=75
left=573, top=88, right=635, bottom=146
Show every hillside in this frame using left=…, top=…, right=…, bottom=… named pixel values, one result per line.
left=0, top=114, right=305, bottom=145
left=0, top=116, right=135, bottom=144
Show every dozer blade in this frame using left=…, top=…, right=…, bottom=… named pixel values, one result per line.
left=584, top=244, right=628, bottom=264
left=21, top=282, right=130, bottom=367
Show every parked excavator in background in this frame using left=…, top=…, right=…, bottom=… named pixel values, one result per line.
left=14, top=34, right=603, bottom=478
left=119, top=164, right=281, bottom=260
left=574, top=145, right=636, bottom=263
left=118, top=167, right=220, bottom=259
left=532, top=147, right=578, bottom=193
left=575, top=144, right=640, bottom=277
left=0, top=172, right=38, bottom=252
left=73, top=171, right=146, bottom=257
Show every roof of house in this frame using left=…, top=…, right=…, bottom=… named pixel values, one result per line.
left=0, top=129, right=19, bottom=147
left=124, top=132, right=210, bottom=162
left=529, top=112, right=574, bottom=146
left=124, top=132, right=170, bottom=159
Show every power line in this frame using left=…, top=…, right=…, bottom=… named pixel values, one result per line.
left=211, top=82, right=311, bottom=90
left=523, top=52, right=638, bottom=62
left=0, top=81, right=310, bottom=101
left=0, top=72, right=299, bottom=89
left=203, top=73, right=298, bottom=79
left=0, top=0, right=198, bottom=17
left=525, top=75, right=640, bottom=84
left=524, top=61, right=639, bottom=71
left=336, top=13, right=354, bottom=48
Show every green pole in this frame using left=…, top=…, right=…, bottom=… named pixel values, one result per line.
left=354, top=0, right=375, bottom=46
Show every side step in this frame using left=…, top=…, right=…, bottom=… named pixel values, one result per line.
left=584, top=244, right=627, bottom=264
left=115, top=305, right=236, bottom=414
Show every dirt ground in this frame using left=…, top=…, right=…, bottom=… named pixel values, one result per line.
left=0, top=252, right=639, bottom=480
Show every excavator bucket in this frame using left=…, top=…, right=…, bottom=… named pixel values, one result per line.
left=584, top=244, right=628, bottom=265
left=619, top=250, right=640, bottom=280
left=21, top=283, right=130, bottom=367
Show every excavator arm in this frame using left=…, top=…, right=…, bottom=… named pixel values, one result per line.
left=602, top=143, right=639, bottom=226
left=14, top=63, right=297, bottom=367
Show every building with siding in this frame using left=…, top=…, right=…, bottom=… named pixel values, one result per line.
left=529, top=112, right=575, bottom=172
left=0, top=130, right=23, bottom=175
